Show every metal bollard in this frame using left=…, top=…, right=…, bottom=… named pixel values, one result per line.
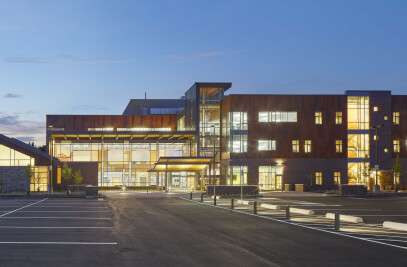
left=335, top=212, right=340, bottom=231
left=147, top=188, right=149, bottom=194
left=201, top=193, right=204, bottom=202
left=254, top=201, right=257, bottom=214
left=214, top=195, right=217, bottom=206
left=231, top=198, right=234, bottom=209
left=286, top=205, right=290, bottom=221
left=190, top=192, right=193, bottom=200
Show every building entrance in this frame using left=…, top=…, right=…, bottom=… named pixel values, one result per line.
left=169, top=172, right=195, bottom=191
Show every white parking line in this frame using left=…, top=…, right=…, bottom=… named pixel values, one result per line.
left=0, top=217, right=112, bottom=220
left=0, top=211, right=110, bottom=213
left=180, top=197, right=407, bottom=250
left=0, top=226, right=113, bottom=229
left=0, top=242, right=117, bottom=245
left=0, top=199, right=48, bottom=218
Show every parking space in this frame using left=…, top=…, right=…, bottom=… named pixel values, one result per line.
left=0, top=197, right=117, bottom=266
left=187, top=192, right=407, bottom=250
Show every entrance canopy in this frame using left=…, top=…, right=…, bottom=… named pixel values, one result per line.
left=148, top=157, right=213, bottom=172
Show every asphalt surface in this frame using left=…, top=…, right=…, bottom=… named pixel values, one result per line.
left=0, top=192, right=405, bottom=266
left=259, top=191, right=407, bottom=224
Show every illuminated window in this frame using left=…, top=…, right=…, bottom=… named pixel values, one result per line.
left=258, top=140, right=276, bottom=151
left=373, top=106, right=379, bottom=112
left=348, top=134, right=369, bottom=158
left=259, top=166, right=283, bottom=190
left=384, top=116, right=388, bottom=121
left=335, top=140, right=343, bottom=153
left=304, top=140, right=312, bottom=153
left=335, top=112, right=343, bottom=125
left=334, top=172, right=341, bottom=185
left=315, top=172, right=322, bottom=185
left=394, top=174, right=400, bottom=185
left=227, top=135, right=247, bottom=153
left=393, top=112, right=400, bottom=125
left=228, top=112, right=248, bottom=130
left=384, top=148, right=389, bottom=153
left=259, top=112, right=297, bottom=122
left=226, top=166, right=247, bottom=185
left=315, top=112, right=322, bottom=124
left=347, top=96, right=369, bottom=130
left=393, top=140, right=400, bottom=153
left=57, top=167, right=61, bottom=184
left=292, top=140, right=299, bottom=153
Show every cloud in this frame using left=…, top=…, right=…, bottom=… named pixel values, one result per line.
left=59, top=55, right=127, bottom=64
left=4, top=57, right=51, bottom=64
left=0, top=115, right=45, bottom=145
left=167, top=50, right=245, bottom=62
left=16, top=136, right=36, bottom=142
left=3, top=93, right=22, bottom=98
left=0, top=115, right=19, bottom=125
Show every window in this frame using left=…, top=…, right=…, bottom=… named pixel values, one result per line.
left=315, top=172, right=322, bottom=185
left=373, top=106, right=379, bottom=112
left=334, top=172, right=341, bottom=185
left=258, top=140, right=276, bottom=151
left=226, top=166, right=247, bottom=185
left=393, top=112, right=400, bottom=125
left=393, top=140, right=400, bottom=153
left=304, top=140, right=312, bottom=153
left=335, top=140, right=343, bottom=153
left=259, top=166, right=283, bottom=190
left=348, top=96, right=369, bottom=130
left=259, top=111, right=297, bottom=122
left=228, top=112, right=248, bottom=130
left=227, top=135, right=247, bottom=153
left=292, top=140, right=299, bottom=153
left=335, top=112, right=343, bottom=125
left=384, top=116, right=388, bottom=121
left=394, top=173, right=400, bottom=185
left=315, top=112, right=322, bottom=124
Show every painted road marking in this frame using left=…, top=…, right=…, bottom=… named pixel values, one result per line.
left=0, top=226, right=113, bottom=229
left=0, top=242, right=117, bottom=245
left=0, top=199, right=48, bottom=218
left=0, top=217, right=112, bottom=220
left=181, top=197, right=407, bottom=250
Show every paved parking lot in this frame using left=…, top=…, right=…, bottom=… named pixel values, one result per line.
left=0, top=192, right=406, bottom=266
left=189, top=192, right=407, bottom=251
left=0, top=197, right=117, bottom=266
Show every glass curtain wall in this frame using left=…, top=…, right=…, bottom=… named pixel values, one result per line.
left=347, top=96, right=370, bottom=186
left=258, top=166, right=283, bottom=190
left=226, top=112, right=248, bottom=153
left=0, top=144, right=35, bottom=166
left=53, top=141, right=188, bottom=187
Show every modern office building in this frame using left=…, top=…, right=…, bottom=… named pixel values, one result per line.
left=46, top=83, right=407, bottom=191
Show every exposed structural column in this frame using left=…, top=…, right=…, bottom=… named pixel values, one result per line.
left=371, top=124, right=384, bottom=193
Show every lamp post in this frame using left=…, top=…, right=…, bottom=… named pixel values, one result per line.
left=48, top=125, right=54, bottom=194
left=211, top=125, right=216, bottom=196
left=371, top=124, right=384, bottom=193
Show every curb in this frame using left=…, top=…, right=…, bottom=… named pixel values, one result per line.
left=290, top=208, right=315, bottom=215
left=260, top=203, right=281, bottom=210
left=383, top=221, right=407, bottom=232
left=326, top=213, right=363, bottom=223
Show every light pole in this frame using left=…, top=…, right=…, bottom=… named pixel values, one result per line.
left=48, top=125, right=54, bottom=194
left=211, top=125, right=216, bottom=196
left=371, top=124, right=384, bottom=192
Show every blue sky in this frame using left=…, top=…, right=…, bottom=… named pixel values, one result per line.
left=1, top=0, right=407, bottom=145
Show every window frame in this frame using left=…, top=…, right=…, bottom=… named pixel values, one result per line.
left=304, top=140, right=312, bottom=153
left=335, top=140, right=343, bottom=153
left=315, top=112, right=322, bottom=125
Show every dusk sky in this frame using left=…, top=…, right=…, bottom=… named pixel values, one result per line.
left=1, top=0, right=407, bottom=145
